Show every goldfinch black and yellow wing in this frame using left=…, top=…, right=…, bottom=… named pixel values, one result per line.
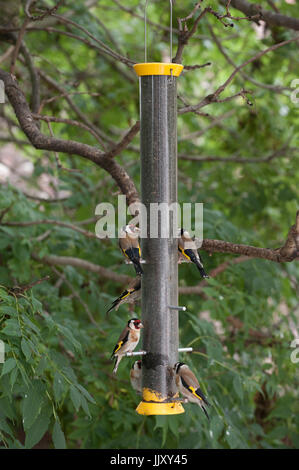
left=111, top=329, right=129, bottom=358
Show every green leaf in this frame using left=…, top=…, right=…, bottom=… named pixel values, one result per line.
left=76, top=384, right=96, bottom=404
left=22, top=381, right=46, bottom=431
left=22, top=316, right=41, bottom=335
left=31, top=296, right=43, bottom=313
left=154, top=416, right=169, bottom=447
left=267, top=425, right=288, bottom=440
left=0, top=288, right=13, bottom=302
left=1, top=358, right=16, bottom=377
left=79, top=395, right=90, bottom=417
left=0, top=417, right=14, bottom=437
left=21, top=338, right=32, bottom=361
left=2, top=319, right=22, bottom=337
left=25, top=412, right=50, bottom=449
left=36, top=356, right=48, bottom=375
left=53, top=371, right=68, bottom=403
left=10, top=366, right=19, bottom=388
left=52, top=421, right=66, bottom=449
left=58, top=325, right=82, bottom=353
left=210, top=415, right=224, bottom=441
left=0, top=306, right=17, bottom=316
left=233, top=375, right=244, bottom=401
left=70, top=385, right=81, bottom=411
left=0, top=237, right=10, bottom=250
left=225, top=427, right=243, bottom=449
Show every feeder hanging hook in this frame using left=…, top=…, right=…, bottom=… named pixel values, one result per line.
left=144, top=0, right=173, bottom=63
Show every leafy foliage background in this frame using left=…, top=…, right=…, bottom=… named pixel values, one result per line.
left=0, top=0, right=298, bottom=449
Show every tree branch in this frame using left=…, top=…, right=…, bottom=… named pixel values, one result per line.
left=221, top=0, right=299, bottom=31
left=202, top=210, right=299, bottom=263
left=0, top=69, right=140, bottom=206
left=28, top=213, right=299, bottom=296
left=31, top=252, right=132, bottom=284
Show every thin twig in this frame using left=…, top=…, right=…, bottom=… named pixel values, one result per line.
left=46, top=119, right=82, bottom=173
left=1, top=218, right=98, bottom=239
left=178, top=146, right=297, bottom=163
left=25, top=0, right=65, bottom=22
left=32, top=252, right=132, bottom=284
left=33, top=112, right=106, bottom=147
left=179, top=35, right=299, bottom=113
left=105, top=122, right=140, bottom=159
left=9, top=275, right=50, bottom=296
left=0, top=46, right=14, bottom=64
left=10, top=18, right=30, bottom=75
left=208, top=24, right=291, bottom=93
left=52, top=13, right=135, bottom=66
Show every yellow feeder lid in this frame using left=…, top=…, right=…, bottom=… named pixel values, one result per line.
left=133, top=62, right=184, bottom=77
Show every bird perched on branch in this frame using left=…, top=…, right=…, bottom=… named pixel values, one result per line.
left=119, top=224, right=143, bottom=275
left=111, top=318, right=143, bottom=374
left=174, top=362, right=210, bottom=420
left=178, top=228, right=209, bottom=278
left=106, top=276, right=141, bottom=315
left=130, top=360, right=142, bottom=394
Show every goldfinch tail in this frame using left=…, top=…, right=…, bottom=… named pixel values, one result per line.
left=133, top=259, right=143, bottom=275
left=195, top=262, right=209, bottom=279
left=200, top=404, right=210, bottom=420
left=112, top=355, right=121, bottom=374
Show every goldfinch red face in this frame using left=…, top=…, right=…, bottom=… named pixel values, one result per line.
left=129, top=318, right=144, bottom=330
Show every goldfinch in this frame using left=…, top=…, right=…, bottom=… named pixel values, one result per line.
left=119, top=224, right=143, bottom=275
left=130, top=360, right=142, bottom=394
left=174, top=362, right=210, bottom=420
left=178, top=228, right=209, bottom=278
left=106, top=276, right=141, bottom=315
left=111, top=318, right=143, bottom=374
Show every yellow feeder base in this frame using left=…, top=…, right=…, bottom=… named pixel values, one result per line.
left=133, top=63, right=184, bottom=77
left=136, top=400, right=185, bottom=416
left=136, top=388, right=185, bottom=416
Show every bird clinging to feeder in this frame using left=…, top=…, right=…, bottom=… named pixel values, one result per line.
left=178, top=228, right=209, bottom=279
left=106, top=276, right=141, bottom=315
left=174, top=362, right=211, bottom=420
left=119, top=224, right=143, bottom=275
left=111, top=318, right=144, bottom=374
left=130, top=360, right=142, bottom=394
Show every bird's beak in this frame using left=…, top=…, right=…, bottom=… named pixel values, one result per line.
left=139, top=322, right=144, bottom=328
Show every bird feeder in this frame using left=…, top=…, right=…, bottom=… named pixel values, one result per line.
left=133, top=0, right=184, bottom=415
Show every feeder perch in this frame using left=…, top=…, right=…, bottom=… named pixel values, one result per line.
left=125, top=348, right=193, bottom=357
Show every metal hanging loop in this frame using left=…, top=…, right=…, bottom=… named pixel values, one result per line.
left=144, top=0, right=173, bottom=63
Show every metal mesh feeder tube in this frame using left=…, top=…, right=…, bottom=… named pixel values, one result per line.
left=134, top=63, right=184, bottom=416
